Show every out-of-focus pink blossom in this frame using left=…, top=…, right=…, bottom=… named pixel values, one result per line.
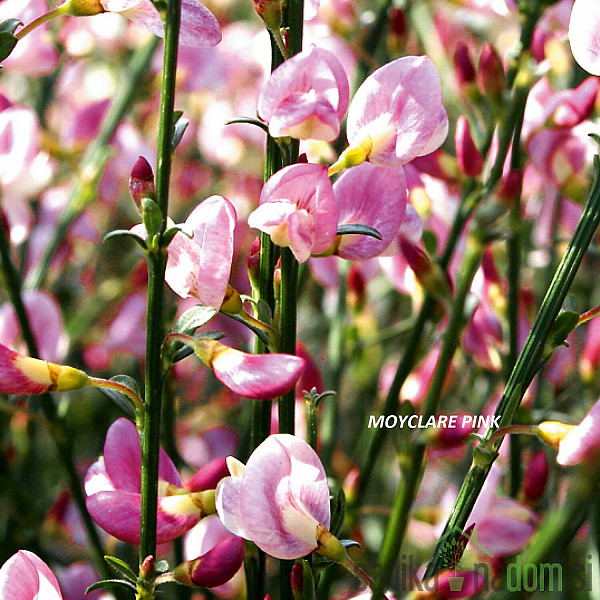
left=522, top=450, right=549, bottom=504
left=0, top=550, right=62, bottom=599
left=258, top=45, right=349, bottom=142
left=248, top=163, right=337, bottom=262
left=455, top=115, right=483, bottom=178
left=180, top=515, right=245, bottom=592
left=56, top=563, right=106, bottom=600
left=332, top=56, right=447, bottom=171
left=569, top=0, right=600, bottom=75
left=0, top=291, right=68, bottom=363
left=331, top=163, right=407, bottom=259
left=216, top=434, right=330, bottom=559
left=85, top=418, right=206, bottom=544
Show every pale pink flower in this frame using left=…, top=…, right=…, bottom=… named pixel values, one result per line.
left=132, top=195, right=236, bottom=309
left=0, top=550, right=62, bottom=599
left=332, top=56, right=447, bottom=171
left=85, top=418, right=207, bottom=544
left=248, top=163, right=337, bottom=262
left=216, top=434, right=330, bottom=559
left=331, top=162, right=406, bottom=259
left=569, top=0, right=600, bottom=75
left=258, top=44, right=349, bottom=142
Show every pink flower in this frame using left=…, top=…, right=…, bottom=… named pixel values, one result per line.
left=330, top=56, right=447, bottom=172
left=248, top=163, right=337, bottom=262
left=66, top=0, right=222, bottom=47
left=258, top=44, right=349, bottom=142
left=0, top=550, right=62, bottom=599
left=85, top=418, right=210, bottom=544
left=568, top=0, right=600, bottom=75
left=0, top=342, right=89, bottom=395
left=132, top=195, right=236, bottom=309
left=179, top=515, right=245, bottom=591
left=331, top=162, right=406, bottom=259
left=174, top=336, right=305, bottom=400
left=216, top=434, right=330, bottom=559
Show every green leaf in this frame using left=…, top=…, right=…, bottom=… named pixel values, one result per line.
left=155, top=560, right=170, bottom=574
left=96, top=376, right=140, bottom=419
left=0, top=19, right=20, bottom=63
left=103, top=229, right=147, bottom=250
left=86, top=579, right=137, bottom=593
left=174, top=304, right=218, bottom=335
left=161, top=225, right=184, bottom=249
left=329, top=488, right=346, bottom=538
left=141, top=197, right=163, bottom=238
left=104, top=555, right=138, bottom=582
left=226, top=116, right=270, bottom=134
left=422, top=229, right=438, bottom=256
left=301, top=559, right=316, bottom=600
left=336, top=223, right=382, bottom=240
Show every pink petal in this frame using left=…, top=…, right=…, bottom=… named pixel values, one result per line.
left=211, top=348, right=305, bottom=400
left=558, top=398, right=600, bottom=465
left=215, top=466, right=249, bottom=539
left=184, top=514, right=234, bottom=558
left=286, top=208, right=314, bottom=262
left=239, top=434, right=330, bottom=559
left=569, top=0, right=600, bottom=75
left=102, top=0, right=222, bottom=47
left=0, top=343, right=50, bottom=395
left=347, top=56, right=445, bottom=166
left=0, top=551, right=62, bottom=600
left=188, top=536, right=245, bottom=588
left=186, top=457, right=230, bottom=492
left=333, top=163, right=406, bottom=259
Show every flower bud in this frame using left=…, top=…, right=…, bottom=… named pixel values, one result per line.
left=247, top=236, right=261, bottom=290
left=316, top=525, right=347, bottom=563
left=140, top=556, right=156, bottom=580
left=129, top=156, right=155, bottom=209
left=522, top=450, right=549, bottom=504
left=253, top=0, right=282, bottom=31
left=455, top=115, right=483, bottom=178
left=290, top=562, right=304, bottom=600
left=477, top=43, right=505, bottom=103
left=173, top=536, right=245, bottom=588
left=454, top=42, right=476, bottom=86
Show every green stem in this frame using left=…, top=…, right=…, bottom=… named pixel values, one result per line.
left=14, top=4, right=69, bottom=40
left=26, top=36, right=158, bottom=291
left=138, top=0, right=180, bottom=586
left=372, top=232, right=486, bottom=600
left=424, top=151, right=600, bottom=580
left=0, top=209, right=113, bottom=587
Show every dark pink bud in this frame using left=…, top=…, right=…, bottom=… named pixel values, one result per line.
left=523, top=450, right=549, bottom=504
left=129, top=156, right=155, bottom=207
left=0, top=94, right=12, bottom=112
left=455, top=115, right=483, bottom=178
left=552, top=77, right=599, bottom=128
left=186, top=457, right=230, bottom=492
left=298, top=153, right=309, bottom=163
left=454, top=42, right=476, bottom=86
left=174, top=535, right=245, bottom=588
left=389, top=8, right=406, bottom=38
left=425, top=413, right=474, bottom=448
left=497, top=169, right=523, bottom=205
left=347, top=263, right=367, bottom=310
left=140, top=556, right=156, bottom=579
left=247, top=236, right=262, bottom=290
left=290, top=562, right=304, bottom=600
left=477, top=43, right=505, bottom=100
left=295, top=342, right=324, bottom=398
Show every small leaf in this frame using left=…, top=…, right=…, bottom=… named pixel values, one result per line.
left=104, top=555, right=138, bottom=582
left=174, top=304, right=218, bottom=335
left=336, top=223, right=382, bottom=240
left=329, top=488, right=346, bottom=538
left=543, top=310, right=580, bottom=359
left=226, top=116, right=270, bottom=134
left=224, top=312, right=270, bottom=346
left=302, top=559, right=316, bottom=600
left=155, top=560, right=170, bottom=574
left=96, top=376, right=140, bottom=419
left=0, top=19, right=20, bottom=63
left=86, top=579, right=137, bottom=593
left=141, top=197, right=163, bottom=238
left=172, top=114, right=189, bottom=150
left=161, top=225, right=184, bottom=249
left=256, top=298, right=272, bottom=324
left=339, top=539, right=361, bottom=549
left=103, top=229, right=147, bottom=250
left=422, top=229, right=438, bottom=256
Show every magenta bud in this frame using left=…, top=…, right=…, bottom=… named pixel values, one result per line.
left=247, top=236, right=261, bottom=290
left=388, top=8, right=407, bottom=38
left=523, top=450, right=549, bottom=504
left=174, top=536, right=245, bottom=588
left=552, top=77, right=599, bottom=128
left=129, top=156, right=155, bottom=208
left=0, top=94, right=12, bottom=112
left=454, top=42, right=476, bottom=86
left=290, top=562, right=304, bottom=600
left=140, top=556, right=156, bottom=580
left=347, top=263, right=367, bottom=310
left=425, top=413, right=474, bottom=448
left=497, top=169, right=523, bottom=205
left=455, top=115, right=483, bottom=178
left=477, top=43, right=505, bottom=101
